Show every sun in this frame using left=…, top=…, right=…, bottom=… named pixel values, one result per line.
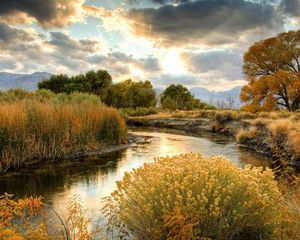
left=161, top=49, right=187, bottom=75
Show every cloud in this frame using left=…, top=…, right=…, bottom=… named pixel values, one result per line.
left=0, top=22, right=104, bottom=74
left=181, top=50, right=243, bottom=80
left=124, top=0, right=282, bottom=47
left=87, top=51, right=161, bottom=81
left=280, top=0, right=300, bottom=17
left=0, top=0, right=85, bottom=28
left=48, top=32, right=101, bottom=59
left=0, top=22, right=35, bottom=49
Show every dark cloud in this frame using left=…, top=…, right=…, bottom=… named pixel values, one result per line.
left=125, top=0, right=282, bottom=47
left=48, top=32, right=100, bottom=59
left=0, top=22, right=35, bottom=49
left=0, top=0, right=84, bottom=28
left=280, top=0, right=300, bottom=17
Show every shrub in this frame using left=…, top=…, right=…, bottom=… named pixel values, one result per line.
left=120, top=107, right=158, bottom=117
left=107, top=153, right=289, bottom=240
left=214, top=111, right=236, bottom=124
left=268, top=119, right=291, bottom=138
left=258, top=112, right=271, bottom=118
left=236, top=127, right=257, bottom=144
left=237, top=111, right=257, bottom=119
left=0, top=194, right=103, bottom=240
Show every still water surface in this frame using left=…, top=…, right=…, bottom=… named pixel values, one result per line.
left=0, top=128, right=269, bottom=216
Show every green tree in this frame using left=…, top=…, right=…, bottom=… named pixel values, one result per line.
left=161, top=96, right=178, bottom=110
left=161, top=84, right=194, bottom=110
left=38, top=70, right=112, bottom=102
left=38, top=74, right=71, bottom=93
left=106, top=79, right=133, bottom=108
left=106, top=79, right=156, bottom=109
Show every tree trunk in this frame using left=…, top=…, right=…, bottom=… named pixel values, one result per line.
left=291, top=97, right=300, bottom=111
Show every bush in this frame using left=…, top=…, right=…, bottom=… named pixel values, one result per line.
left=107, top=153, right=289, bottom=240
left=214, top=111, right=236, bottom=124
left=120, top=107, right=158, bottom=117
left=236, top=127, right=257, bottom=144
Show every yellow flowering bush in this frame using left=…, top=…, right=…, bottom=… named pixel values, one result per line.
left=108, top=153, right=290, bottom=240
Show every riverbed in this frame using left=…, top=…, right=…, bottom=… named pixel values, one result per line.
left=0, top=128, right=269, bottom=217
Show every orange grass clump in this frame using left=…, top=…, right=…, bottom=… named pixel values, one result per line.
left=0, top=99, right=126, bottom=172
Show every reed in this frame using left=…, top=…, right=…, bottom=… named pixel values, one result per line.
left=0, top=97, right=126, bottom=172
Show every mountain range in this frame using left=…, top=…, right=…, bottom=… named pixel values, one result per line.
left=0, top=72, right=51, bottom=91
left=0, top=72, right=242, bottom=107
left=190, top=86, right=242, bottom=108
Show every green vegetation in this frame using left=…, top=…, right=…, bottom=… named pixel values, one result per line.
left=38, top=72, right=215, bottom=116
left=38, top=70, right=112, bottom=102
left=160, top=84, right=213, bottom=110
left=106, top=153, right=297, bottom=240
left=106, top=79, right=156, bottom=108
left=0, top=90, right=126, bottom=173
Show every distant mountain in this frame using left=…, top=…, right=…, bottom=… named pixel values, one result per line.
left=190, top=86, right=242, bottom=108
left=0, top=72, right=51, bottom=91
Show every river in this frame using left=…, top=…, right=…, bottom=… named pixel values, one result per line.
left=0, top=128, right=269, bottom=218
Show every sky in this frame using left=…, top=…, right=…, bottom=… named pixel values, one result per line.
left=0, top=0, right=299, bottom=90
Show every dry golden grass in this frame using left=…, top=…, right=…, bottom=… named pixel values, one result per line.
left=236, top=126, right=257, bottom=144
left=0, top=99, right=126, bottom=172
left=268, top=119, right=292, bottom=137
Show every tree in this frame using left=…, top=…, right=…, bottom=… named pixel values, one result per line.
left=161, top=84, right=194, bottom=110
left=38, top=70, right=112, bottom=102
left=38, top=74, right=71, bottom=94
left=161, top=96, right=178, bottom=111
left=106, top=79, right=156, bottom=109
left=240, top=30, right=300, bottom=112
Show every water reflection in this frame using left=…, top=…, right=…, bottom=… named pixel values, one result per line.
left=0, top=128, right=270, bottom=215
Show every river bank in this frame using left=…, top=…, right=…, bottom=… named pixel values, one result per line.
left=0, top=133, right=148, bottom=175
left=127, top=116, right=300, bottom=171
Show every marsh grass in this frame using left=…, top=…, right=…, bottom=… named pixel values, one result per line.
left=0, top=92, right=126, bottom=173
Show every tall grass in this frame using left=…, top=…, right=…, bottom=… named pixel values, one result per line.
left=0, top=92, right=126, bottom=172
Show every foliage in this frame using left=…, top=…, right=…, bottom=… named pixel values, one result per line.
left=106, top=153, right=291, bottom=240
left=241, top=30, right=300, bottom=112
left=120, top=107, right=158, bottom=117
left=106, top=79, right=156, bottom=109
left=0, top=194, right=104, bottom=240
left=0, top=94, right=126, bottom=173
left=38, top=70, right=112, bottom=102
left=236, top=127, right=257, bottom=144
left=0, top=193, right=52, bottom=240
left=161, top=84, right=210, bottom=110
left=161, top=96, right=178, bottom=111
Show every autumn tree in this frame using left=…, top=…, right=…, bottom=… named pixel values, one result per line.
left=240, top=30, right=300, bottom=112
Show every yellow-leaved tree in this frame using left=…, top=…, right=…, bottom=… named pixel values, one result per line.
left=241, top=30, right=300, bottom=112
